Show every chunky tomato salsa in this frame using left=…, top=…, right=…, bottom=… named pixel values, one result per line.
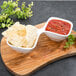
left=45, top=19, right=71, bottom=35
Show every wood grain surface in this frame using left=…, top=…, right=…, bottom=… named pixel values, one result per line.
left=1, top=22, right=76, bottom=76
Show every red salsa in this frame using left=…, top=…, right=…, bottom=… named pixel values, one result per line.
left=46, top=19, right=71, bottom=35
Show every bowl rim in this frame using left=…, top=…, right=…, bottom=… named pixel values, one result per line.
left=43, top=17, right=73, bottom=37
left=7, top=40, right=34, bottom=50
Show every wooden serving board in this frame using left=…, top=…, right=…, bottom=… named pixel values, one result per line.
left=1, top=22, right=76, bottom=76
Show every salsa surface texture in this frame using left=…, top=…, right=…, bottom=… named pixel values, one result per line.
left=45, top=19, right=71, bottom=35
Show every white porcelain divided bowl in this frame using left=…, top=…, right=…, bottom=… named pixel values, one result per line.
left=7, top=17, right=73, bottom=53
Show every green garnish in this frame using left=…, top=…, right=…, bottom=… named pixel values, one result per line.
left=0, top=0, right=33, bottom=28
left=64, top=34, right=75, bottom=48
